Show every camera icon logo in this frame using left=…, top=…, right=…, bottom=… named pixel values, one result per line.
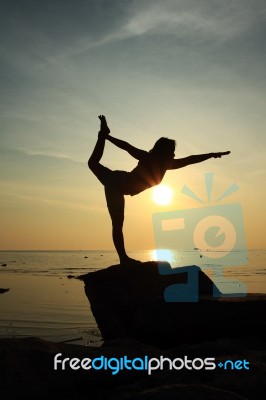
left=152, top=173, right=247, bottom=301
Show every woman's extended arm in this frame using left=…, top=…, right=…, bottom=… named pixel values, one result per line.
left=168, top=151, right=230, bottom=170
left=106, top=134, right=148, bottom=160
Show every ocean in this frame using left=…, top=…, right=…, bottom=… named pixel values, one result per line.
left=0, top=249, right=266, bottom=345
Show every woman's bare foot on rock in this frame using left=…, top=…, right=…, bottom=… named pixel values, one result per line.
left=120, top=257, right=142, bottom=266
left=98, top=115, right=110, bottom=134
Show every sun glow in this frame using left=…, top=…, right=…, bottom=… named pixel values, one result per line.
left=152, top=184, right=173, bottom=205
left=151, top=249, right=175, bottom=263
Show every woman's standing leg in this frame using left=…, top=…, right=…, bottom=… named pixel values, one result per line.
left=105, top=189, right=141, bottom=265
left=105, top=189, right=127, bottom=262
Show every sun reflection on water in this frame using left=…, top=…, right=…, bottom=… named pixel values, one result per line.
left=150, top=248, right=176, bottom=263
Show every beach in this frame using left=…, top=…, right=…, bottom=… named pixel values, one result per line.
left=1, top=250, right=266, bottom=399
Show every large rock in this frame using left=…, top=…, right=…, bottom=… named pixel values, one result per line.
left=78, top=262, right=266, bottom=348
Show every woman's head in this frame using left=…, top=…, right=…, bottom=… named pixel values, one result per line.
left=149, top=137, right=176, bottom=159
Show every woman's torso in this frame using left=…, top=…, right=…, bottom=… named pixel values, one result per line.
left=123, top=154, right=169, bottom=196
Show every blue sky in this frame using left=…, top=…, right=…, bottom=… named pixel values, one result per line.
left=1, top=0, right=266, bottom=250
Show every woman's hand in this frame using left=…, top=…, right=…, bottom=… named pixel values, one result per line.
left=212, top=151, right=231, bottom=158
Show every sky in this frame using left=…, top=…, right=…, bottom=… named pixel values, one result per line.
left=0, top=0, right=266, bottom=250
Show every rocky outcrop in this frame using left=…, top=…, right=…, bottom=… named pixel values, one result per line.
left=1, top=262, right=265, bottom=400
left=78, top=262, right=266, bottom=348
left=0, top=288, right=9, bottom=294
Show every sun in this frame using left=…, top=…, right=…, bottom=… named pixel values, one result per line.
left=152, top=184, right=173, bottom=205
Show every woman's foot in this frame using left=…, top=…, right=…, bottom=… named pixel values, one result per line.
left=98, top=115, right=110, bottom=134
left=120, top=256, right=142, bottom=266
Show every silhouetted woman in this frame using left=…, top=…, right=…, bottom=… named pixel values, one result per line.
left=88, top=115, right=230, bottom=265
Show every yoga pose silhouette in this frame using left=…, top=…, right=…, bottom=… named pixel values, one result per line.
left=88, top=115, right=230, bottom=265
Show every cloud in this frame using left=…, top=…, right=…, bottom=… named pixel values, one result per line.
left=123, top=0, right=265, bottom=41
left=53, top=0, right=266, bottom=60
left=16, top=148, right=84, bottom=165
left=1, top=0, right=265, bottom=67
left=0, top=180, right=104, bottom=212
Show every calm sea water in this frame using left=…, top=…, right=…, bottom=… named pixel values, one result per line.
left=0, top=249, right=265, bottom=344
